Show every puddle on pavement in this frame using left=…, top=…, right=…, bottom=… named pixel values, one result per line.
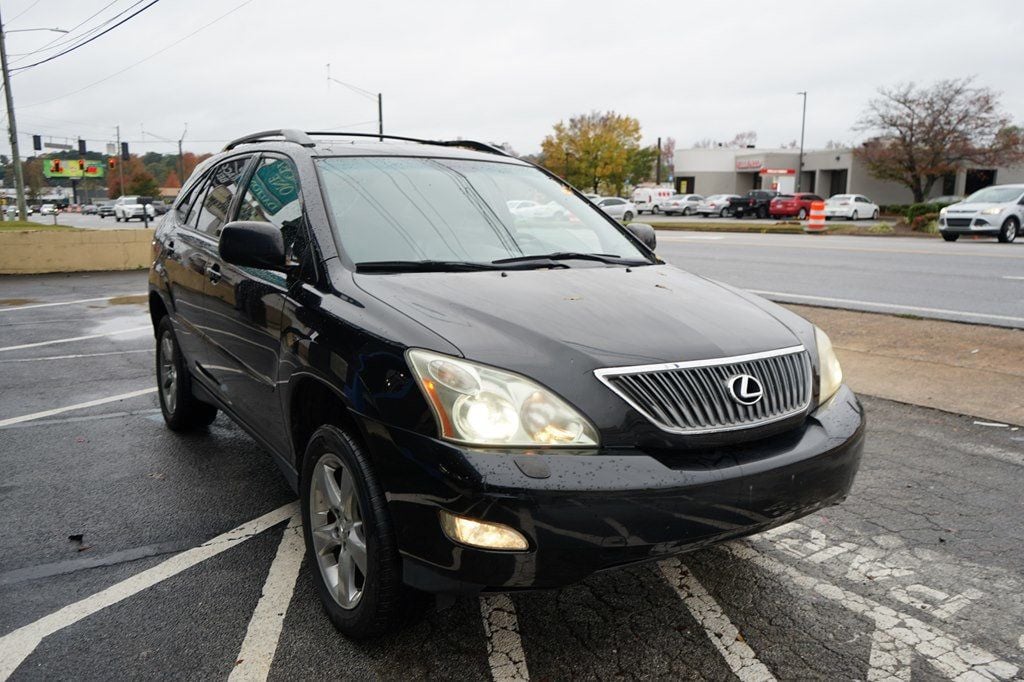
left=87, top=313, right=151, bottom=339
left=0, top=298, right=38, bottom=307
left=107, top=295, right=147, bottom=306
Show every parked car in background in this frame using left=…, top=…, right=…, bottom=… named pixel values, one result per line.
left=930, top=195, right=963, bottom=207
left=39, top=204, right=58, bottom=215
left=582, top=193, right=602, bottom=202
left=726, top=190, right=780, bottom=219
left=596, top=196, right=636, bottom=221
left=769, top=192, right=825, bottom=220
left=97, top=202, right=115, bottom=218
left=508, top=199, right=570, bottom=220
left=150, top=200, right=170, bottom=215
left=113, top=195, right=156, bottom=222
left=938, top=184, right=1023, bottom=243
left=82, top=204, right=99, bottom=215
left=660, top=194, right=704, bottom=216
left=4, top=204, right=33, bottom=216
left=695, top=194, right=740, bottom=217
left=631, top=186, right=674, bottom=215
left=150, top=128, right=863, bottom=639
left=825, top=195, right=879, bottom=221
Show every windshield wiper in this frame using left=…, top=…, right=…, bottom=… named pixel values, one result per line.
left=492, top=252, right=646, bottom=266
left=356, top=259, right=566, bottom=273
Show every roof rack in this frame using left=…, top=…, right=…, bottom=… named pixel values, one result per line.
left=222, top=129, right=315, bottom=151
left=222, top=129, right=513, bottom=159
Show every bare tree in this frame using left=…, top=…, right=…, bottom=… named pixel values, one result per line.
left=824, top=140, right=848, bottom=150
left=727, top=131, right=758, bottom=148
left=854, top=78, right=1024, bottom=202
left=692, top=138, right=715, bottom=149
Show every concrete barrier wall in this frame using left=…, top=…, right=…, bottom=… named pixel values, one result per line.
left=0, top=228, right=154, bottom=274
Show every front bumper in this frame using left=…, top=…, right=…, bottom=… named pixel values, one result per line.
left=358, top=385, right=865, bottom=594
left=938, top=215, right=999, bottom=234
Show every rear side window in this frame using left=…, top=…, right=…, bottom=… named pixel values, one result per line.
left=193, top=156, right=251, bottom=237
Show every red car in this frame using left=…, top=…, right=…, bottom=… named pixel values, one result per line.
left=769, top=192, right=824, bottom=220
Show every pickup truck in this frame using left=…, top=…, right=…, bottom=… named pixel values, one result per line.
left=725, top=190, right=780, bottom=219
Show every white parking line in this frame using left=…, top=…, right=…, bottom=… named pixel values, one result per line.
left=0, top=502, right=298, bottom=681
left=748, top=290, right=1024, bottom=326
left=867, top=629, right=912, bottom=681
left=0, top=388, right=157, bottom=428
left=479, top=594, right=530, bottom=681
left=0, top=326, right=151, bottom=353
left=229, top=515, right=305, bottom=682
left=659, top=558, right=777, bottom=682
left=726, top=542, right=1019, bottom=680
left=0, top=348, right=152, bottom=363
left=0, top=295, right=141, bottom=312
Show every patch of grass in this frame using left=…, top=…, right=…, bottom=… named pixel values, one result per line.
left=0, top=221, right=74, bottom=232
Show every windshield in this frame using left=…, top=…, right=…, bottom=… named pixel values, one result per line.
left=316, top=157, right=651, bottom=266
left=964, top=186, right=1023, bottom=204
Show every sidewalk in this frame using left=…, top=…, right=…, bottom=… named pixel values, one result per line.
left=787, top=304, right=1024, bottom=427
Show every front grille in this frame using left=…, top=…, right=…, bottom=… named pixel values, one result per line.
left=945, top=218, right=972, bottom=227
left=595, top=347, right=812, bottom=434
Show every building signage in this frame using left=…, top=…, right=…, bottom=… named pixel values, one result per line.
left=735, top=159, right=762, bottom=170
left=759, top=168, right=796, bottom=175
left=42, top=159, right=106, bottom=179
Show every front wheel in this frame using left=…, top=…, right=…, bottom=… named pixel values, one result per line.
left=155, top=316, right=217, bottom=431
left=622, top=211, right=634, bottom=222
left=301, top=425, right=415, bottom=638
left=797, top=208, right=807, bottom=220
left=998, top=217, right=1019, bottom=243
left=941, top=232, right=960, bottom=242
left=872, top=209, right=879, bottom=220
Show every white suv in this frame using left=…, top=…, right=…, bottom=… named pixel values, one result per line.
left=114, top=195, right=156, bottom=222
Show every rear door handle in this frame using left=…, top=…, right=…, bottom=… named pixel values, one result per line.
left=206, top=263, right=222, bottom=284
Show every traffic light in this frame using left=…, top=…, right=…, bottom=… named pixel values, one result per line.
left=78, top=139, right=86, bottom=155
left=108, top=157, right=117, bottom=169
left=50, top=159, right=62, bottom=173
left=120, top=142, right=129, bottom=161
left=32, top=135, right=42, bottom=151
left=78, top=159, right=85, bottom=171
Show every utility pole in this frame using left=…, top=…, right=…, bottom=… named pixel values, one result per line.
left=796, top=91, right=807, bottom=192
left=377, top=93, right=383, bottom=140
left=178, top=123, right=187, bottom=186
left=0, top=9, right=27, bottom=221
left=655, top=137, right=662, bottom=185
left=115, top=125, right=124, bottom=196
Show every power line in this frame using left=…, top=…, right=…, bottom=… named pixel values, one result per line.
left=19, top=0, right=257, bottom=108
left=8, top=0, right=127, bottom=62
left=6, top=0, right=44, bottom=25
left=10, top=0, right=160, bottom=73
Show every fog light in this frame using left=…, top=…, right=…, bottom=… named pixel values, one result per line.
left=439, top=511, right=529, bottom=551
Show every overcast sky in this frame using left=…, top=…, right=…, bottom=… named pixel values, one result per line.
left=3, top=0, right=1023, bottom=159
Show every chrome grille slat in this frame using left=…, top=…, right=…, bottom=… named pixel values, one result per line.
left=595, top=346, right=813, bottom=435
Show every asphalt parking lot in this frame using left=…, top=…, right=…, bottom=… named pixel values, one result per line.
left=1, top=271, right=1023, bottom=681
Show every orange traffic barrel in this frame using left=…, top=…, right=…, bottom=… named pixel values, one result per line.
left=805, top=201, right=826, bottom=233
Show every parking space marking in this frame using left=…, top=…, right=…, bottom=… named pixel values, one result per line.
left=868, top=629, right=912, bottom=681
left=726, top=542, right=1019, bottom=680
left=0, top=326, right=151, bottom=353
left=0, top=502, right=297, bottom=681
left=0, top=295, right=139, bottom=312
left=479, top=594, right=530, bottom=681
left=0, top=348, right=152, bottom=363
left=747, top=290, right=1024, bottom=326
left=0, top=388, right=157, bottom=428
left=659, top=558, right=777, bottom=682
left=229, top=515, right=305, bottom=682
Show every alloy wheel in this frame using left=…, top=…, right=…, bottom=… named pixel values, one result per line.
left=310, top=453, right=367, bottom=610
left=158, top=333, right=177, bottom=414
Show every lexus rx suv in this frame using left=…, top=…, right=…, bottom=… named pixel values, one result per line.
left=149, top=129, right=864, bottom=638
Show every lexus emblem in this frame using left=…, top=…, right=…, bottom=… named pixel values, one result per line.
left=726, top=374, right=764, bottom=406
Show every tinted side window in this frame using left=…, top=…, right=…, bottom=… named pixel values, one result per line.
left=175, top=174, right=207, bottom=224
left=237, top=155, right=308, bottom=261
left=194, top=157, right=250, bottom=237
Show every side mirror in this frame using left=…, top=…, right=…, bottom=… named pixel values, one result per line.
left=626, top=222, right=657, bottom=251
left=219, top=221, right=288, bottom=271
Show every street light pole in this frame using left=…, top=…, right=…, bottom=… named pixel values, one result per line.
left=0, top=10, right=28, bottom=221
left=796, top=91, right=807, bottom=192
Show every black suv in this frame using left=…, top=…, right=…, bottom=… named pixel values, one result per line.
left=149, top=130, right=864, bottom=638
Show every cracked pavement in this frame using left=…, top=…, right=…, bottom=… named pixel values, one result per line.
left=1, top=271, right=1022, bottom=680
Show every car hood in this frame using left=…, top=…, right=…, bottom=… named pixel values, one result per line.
left=945, top=202, right=1005, bottom=213
left=353, top=264, right=802, bottom=377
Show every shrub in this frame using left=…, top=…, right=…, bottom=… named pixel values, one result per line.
left=909, top=212, right=939, bottom=232
left=906, top=203, right=943, bottom=222
left=880, top=204, right=911, bottom=217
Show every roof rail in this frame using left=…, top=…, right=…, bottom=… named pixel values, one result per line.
left=303, top=131, right=512, bottom=158
left=222, top=129, right=316, bottom=151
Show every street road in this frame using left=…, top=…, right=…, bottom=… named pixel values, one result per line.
left=0, top=272, right=1022, bottom=680
left=657, top=230, right=1024, bottom=328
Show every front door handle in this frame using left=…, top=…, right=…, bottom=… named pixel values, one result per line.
left=206, top=263, right=222, bottom=284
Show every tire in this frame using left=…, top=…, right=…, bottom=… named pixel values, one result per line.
left=301, top=424, right=416, bottom=638
left=719, top=208, right=728, bottom=218
left=850, top=211, right=858, bottom=221
left=683, top=207, right=692, bottom=216
left=651, top=205, right=660, bottom=215
left=941, top=232, right=960, bottom=242
left=998, top=217, right=1019, bottom=243
left=757, top=207, right=768, bottom=219
left=797, top=208, right=807, bottom=220
left=872, top=209, right=879, bottom=220
left=622, top=211, right=634, bottom=222
left=155, top=316, right=217, bottom=431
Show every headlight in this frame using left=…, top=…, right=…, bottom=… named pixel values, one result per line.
left=980, top=207, right=1003, bottom=215
left=815, top=327, right=843, bottom=405
left=939, top=207, right=948, bottom=217
left=407, top=349, right=599, bottom=447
